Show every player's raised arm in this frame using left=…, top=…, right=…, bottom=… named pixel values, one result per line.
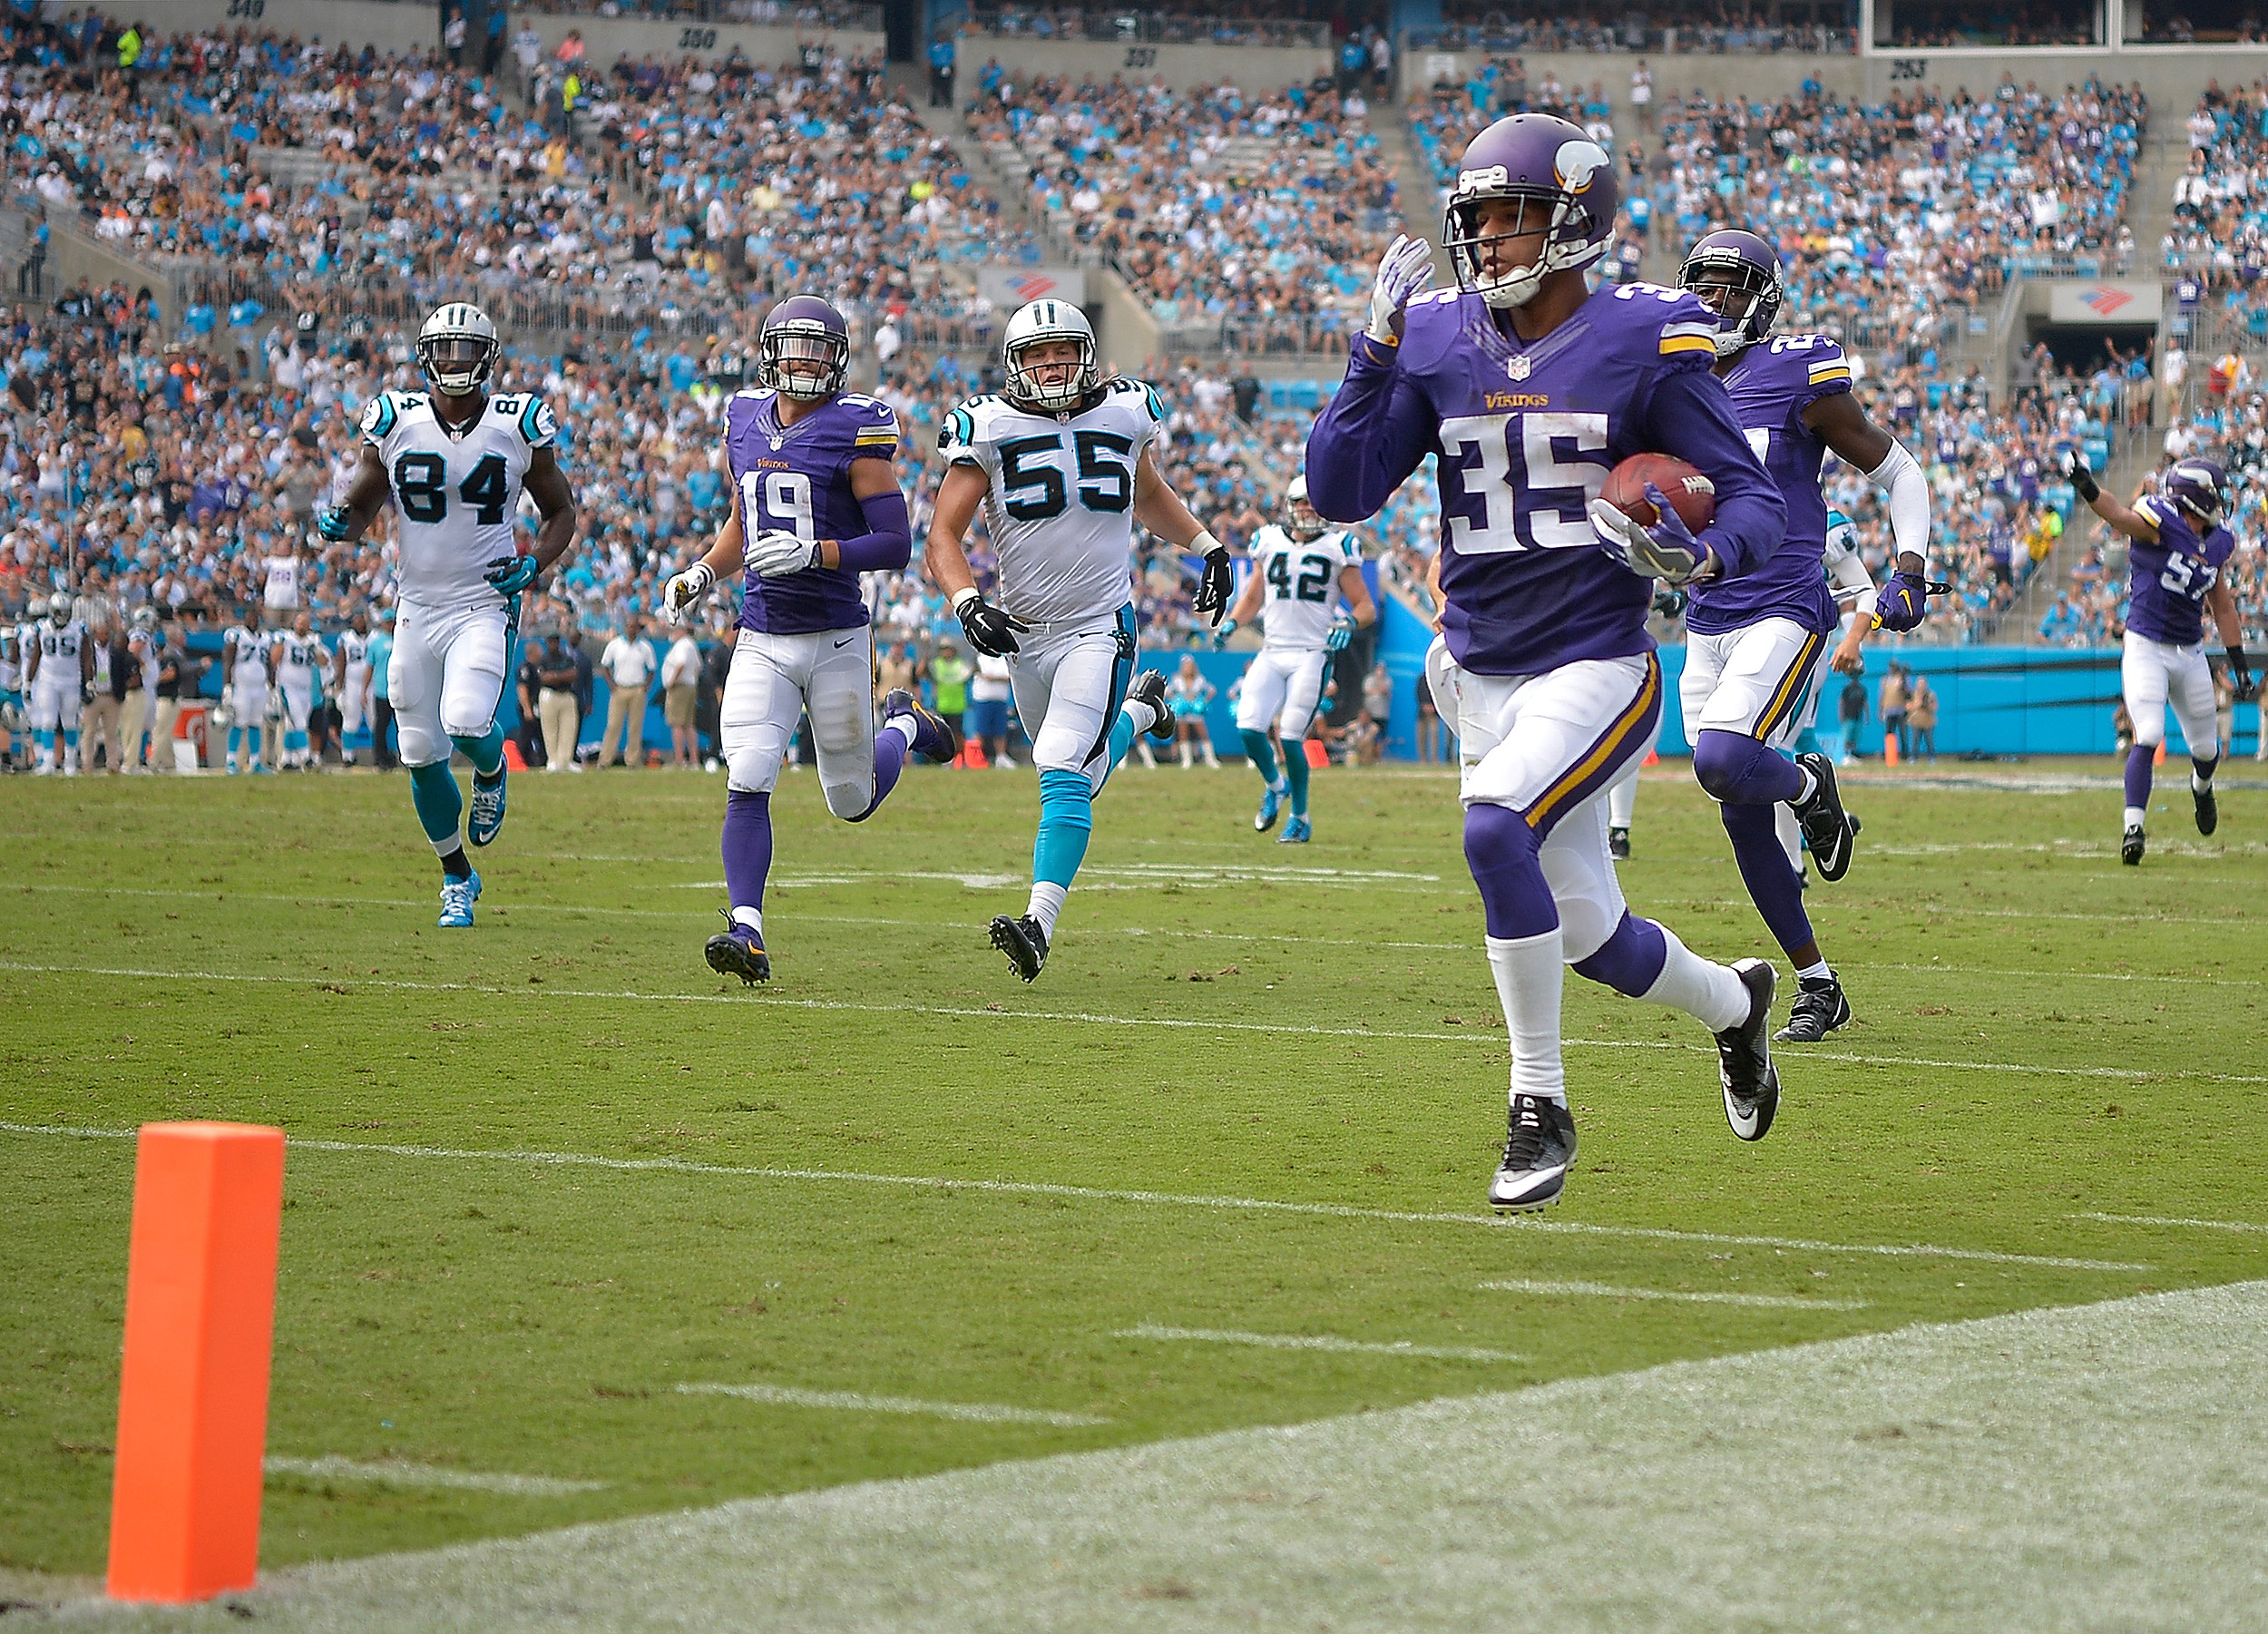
left=1305, top=239, right=1442, bottom=525
left=2063, top=449, right=2159, bottom=543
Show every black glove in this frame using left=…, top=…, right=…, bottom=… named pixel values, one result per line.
left=2231, top=645, right=2259, bottom=703
left=1190, top=547, right=1235, bottom=627
left=1650, top=585, right=1687, bottom=618
left=2062, top=447, right=2099, bottom=504
left=956, top=592, right=1028, bottom=657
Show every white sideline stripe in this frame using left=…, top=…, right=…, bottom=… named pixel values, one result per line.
left=1119, top=1326, right=1523, bottom=1363
left=2071, top=1211, right=2268, bottom=1234
left=2, top=959, right=2257, bottom=1090
left=15, top=885, right=2267, bottom=989
left=0, top=1122, right=2151, bottom=1271
left=1480, top=1278, right=1870, bottom=1311
left=264, top=1457, right=606, bottom=1496
left=141, top=1281, right=2268, bottom=1633
left=676, top=1383, right=1107, bottom=1427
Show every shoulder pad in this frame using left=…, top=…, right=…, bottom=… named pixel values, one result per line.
left=359, top=391, right=400, bottom=441
left=514, top=395, right=559, bottom=448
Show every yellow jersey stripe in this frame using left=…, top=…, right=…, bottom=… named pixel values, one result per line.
left=1658, top=335, right=1719, bottom=356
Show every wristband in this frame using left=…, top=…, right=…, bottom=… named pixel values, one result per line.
left=1192, top=530, right=1226, bottom=557
left=2070, top=465, right=2099, bottom=504
left=953, top=587, right=980, bottom=613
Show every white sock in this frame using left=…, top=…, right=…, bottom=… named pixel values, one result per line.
left=2193, top=768, right=2214, bottom=791
left=883, top=716, right=917, bottom=749
left=1178, top=742, right=1191, bottom=767
left=731, top=905, right=763, bottom=936
left=1485, top=929, right=1566, bottom=1104
left=1640, top=925, right=1750, bottom=1032
left=1795, top=959, right=1832, bottom=983
left=2124, top=805, right=2146, bottom=829
left=1027, top=881, right=1068, bottom=939
left=1125, top=697, right=1165, bottom=736
left=1793, top=764, right=1817, bottom=804
left=1775, top=802, right=1803, bottom=873
left=1204, top=748, right=1218, bottom=767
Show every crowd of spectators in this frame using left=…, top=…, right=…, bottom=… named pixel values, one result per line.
left=2166, top=79, right=2268, bottom=283
left=964, top=64, right=1401, bottom=350
left=1418, top=5, right=1854, bottom=55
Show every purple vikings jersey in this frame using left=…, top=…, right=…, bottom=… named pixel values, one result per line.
left=2126, top=494, right=2234, bottom=646
left=1684, top=335, right=1847, bottom=637
left=724, top=388, right=900, bottom=634
left=1305, top=282, right=1784, bottom=674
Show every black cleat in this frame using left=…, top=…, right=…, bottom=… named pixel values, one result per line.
left=882, top=688, right=961, bottom=764
left=1793, top=753, right=1857, bottom=882
left=704, top=909, right=771, bottom=985
left=1490, top=1093, right=1578, bottom=1211
left=1608, top=826, right=1631, bottom=861
left=1126, top=669, right=1177, bottom=744
left=990, top=913, right=1049, bottom=982
left=1774, top=973, right=1851, bottom=1043
left=2195, top=782, right=2218, bottom=837
left=2121, top=825, right=2146, bottom=866
left=1716, top=957, right=1780, bottom=1141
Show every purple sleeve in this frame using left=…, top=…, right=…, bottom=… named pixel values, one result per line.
left=833, top=484, right=912, bottom=573
left=1637, top=366, right=1786, bottom=582
left=1303, top=332, right=1438, bottom=524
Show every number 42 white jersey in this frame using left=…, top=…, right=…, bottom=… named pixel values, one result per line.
left=938, top=378, right=1164, bottom=626
left=1250, top=523, right=1361, bottom=651
left=361, top=388, right=559, bottom=611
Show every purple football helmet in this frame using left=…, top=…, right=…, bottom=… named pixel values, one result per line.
left=2165, top=457, right=2229, bottom=526
left=1442, top=113, right=1618, bottom=309
left=757, top=294, right=850, bottom=400
left=1678, top=227, right=1784, bottom=358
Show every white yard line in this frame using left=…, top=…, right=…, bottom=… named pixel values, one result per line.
left=1480, top=1278, right=1870, bottom=1311
left=88, top=1280, right=2268, bottom=1633
left=675, top=1383, right=1107, bottom=1427
left=1118, top=1326, right=1524, bottom=1363
left=263, top=1457, right=605, bottom=1496
left=0, top=1121, right=2149, bottom=1271
left=2070, top=1211, right=2268, bottom=1234
left=2, top=959, right=2257, bottom=1088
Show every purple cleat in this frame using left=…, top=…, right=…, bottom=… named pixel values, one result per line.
left=882, top=689, right=961, bottom=764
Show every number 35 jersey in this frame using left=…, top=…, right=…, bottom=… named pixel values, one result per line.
left=724, top=387, right=899, bottom=635
left=1304, top=283, right=1783, bottom=676
left=1249, top=523, right=1361, bottom=651
left=938, top=380, right=1163, bottom=626
left=362, top=389, right=558, bottom=612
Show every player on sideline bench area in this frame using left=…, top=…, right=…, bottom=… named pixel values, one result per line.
left=1305, top=113, right=1790, bottom=1212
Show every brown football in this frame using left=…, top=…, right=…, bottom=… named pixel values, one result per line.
left=1600, top=454, right=1716, bottom=533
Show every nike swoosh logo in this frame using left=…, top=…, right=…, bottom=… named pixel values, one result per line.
left=835, top=638, right=855, bottom=649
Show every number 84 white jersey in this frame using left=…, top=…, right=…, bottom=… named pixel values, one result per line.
left=1250, top=523, right=1361, bottom=651
left=938, top=379, right=1164, bottom=626
left=361, top=389, right=559, bottom=611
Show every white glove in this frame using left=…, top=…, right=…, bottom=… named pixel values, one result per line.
left=660, top=562, right=715, bottom=627
left=746, top=528, right=819, bottom=579
left=1366, top=232, right=1436, bottom=343
left=1588, top=490, right=1714, bottom=586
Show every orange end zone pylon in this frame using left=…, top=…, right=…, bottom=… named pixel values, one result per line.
left=106, top=1122, right=286, bottom=1604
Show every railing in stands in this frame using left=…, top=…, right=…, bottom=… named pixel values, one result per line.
left=963, top=9, right=1330, bottom=47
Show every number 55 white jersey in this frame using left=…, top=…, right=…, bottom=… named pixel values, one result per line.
left=362, top=389, right=558, bottom=611
left=938, top=378, right=1164, bottom=627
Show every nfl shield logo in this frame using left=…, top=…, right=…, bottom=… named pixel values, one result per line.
left=1507, top=355, right=1532, bottom=381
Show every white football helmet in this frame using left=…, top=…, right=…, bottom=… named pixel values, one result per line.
left=1284, top=475, right=1325, bottom=542
left=1002, top=298, right=1100, bottom=413
left=24, top=595, right=46, bottom=622
left=416, top=302, right=500, bottom=397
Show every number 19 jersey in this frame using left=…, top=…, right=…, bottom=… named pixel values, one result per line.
left=361, top=389, right=558, bottom=611
left=1250, top=522, right=1361, bottom=651
left=938, top=379, right=1163, bottom=626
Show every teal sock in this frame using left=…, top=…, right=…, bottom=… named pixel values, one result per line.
left=227, top=726, right=240, bottom=758
left=452, top=724, right=506, bottom=779
left=409, top=762, right=464, bottom=855
left=1284, top=741, right=1311, bottom=816
left=1105, top=710, right=1136, bottom=775
left=1032, top=767, right=1094, bottom=888
left=1240, top=728, right=1280, bottom=785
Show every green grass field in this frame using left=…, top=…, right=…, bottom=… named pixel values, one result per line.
left=3, top=756, right=2263, bottom=1619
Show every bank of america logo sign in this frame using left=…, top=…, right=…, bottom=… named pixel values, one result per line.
left=1011, top=274, right=1061, bottom=302
left=2081, top=287, right=2135, bottom=317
